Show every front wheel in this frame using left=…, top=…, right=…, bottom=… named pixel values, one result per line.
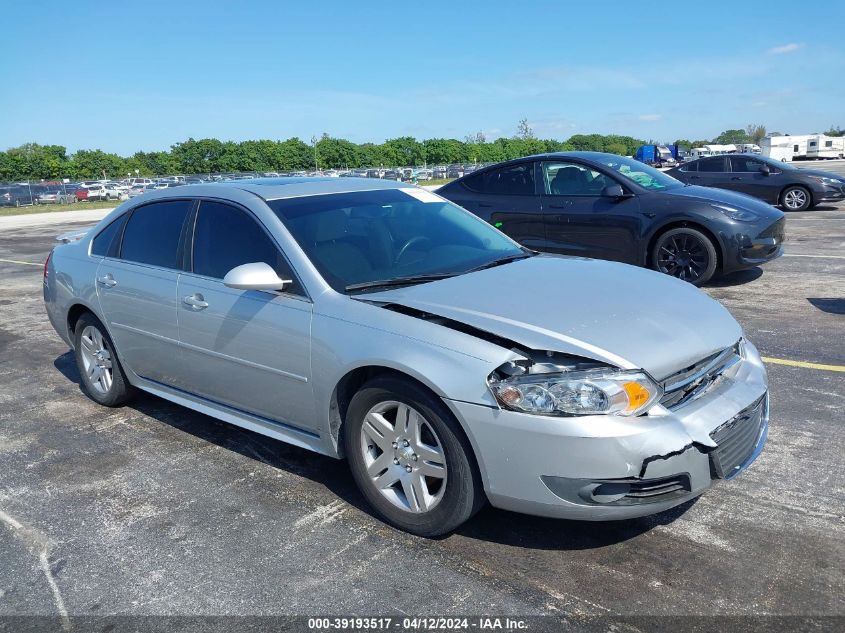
left=344, top=377, right=484, bottom=536
left=73, top=313, right=135, bottom=407
left=780, top=186, right=811, bottom=211
left=651, top=227, right=718, bottom=286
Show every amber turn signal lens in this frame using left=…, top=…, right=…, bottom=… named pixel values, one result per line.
left=623, top=382, right=652, bottom=413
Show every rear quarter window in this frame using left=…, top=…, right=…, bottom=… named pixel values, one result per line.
left=91, top=214, right=128, bottom=257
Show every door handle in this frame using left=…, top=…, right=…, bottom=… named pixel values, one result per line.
left=730, top=177, right=742, bottom=180
left=477, top=202, right=493, bottom=208
left=97, top=274, right=117, bottom=288
left=548, top=203, right=568, bottom=209
left=183, top=294, right=208, bottom=310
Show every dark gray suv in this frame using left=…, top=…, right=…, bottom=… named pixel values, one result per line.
left=667, top=154, right=845, bottom=211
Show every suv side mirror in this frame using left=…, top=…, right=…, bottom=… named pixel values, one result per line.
left=759, top=164, right=771, bottom=175
left=601, top=184, right=626, bottom=198
left=223, top=262, right=290, bottom=291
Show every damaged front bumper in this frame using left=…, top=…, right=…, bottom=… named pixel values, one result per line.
left=446, top=341, right=769, bottom=520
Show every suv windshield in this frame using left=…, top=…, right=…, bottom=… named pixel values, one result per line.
left=268, top=188, right=528, bottom=293
left=595, top=155, right=684, bottom=191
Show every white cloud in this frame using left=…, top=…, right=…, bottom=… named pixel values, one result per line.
left=767, top=43, right=804, bottom=55
left=638, top=114, right=661, bottom=121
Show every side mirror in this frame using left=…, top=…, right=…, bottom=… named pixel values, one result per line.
left=759, top=164, right=771, bottom=175
left=601, top=184, right=626, bottom=198
left=223, top=262, right=290, bottom=291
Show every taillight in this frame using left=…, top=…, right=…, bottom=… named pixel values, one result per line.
left=44, top=249, right=53, bottom=281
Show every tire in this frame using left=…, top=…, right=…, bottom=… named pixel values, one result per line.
left=73, top=313, right=135, bottom=407
left=344, top=376, right=484, bottom=537
left=651, top=227, right=718, bottom=286
left=780, top=186, right=811, bottom=211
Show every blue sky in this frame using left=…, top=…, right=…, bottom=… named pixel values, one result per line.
left=1, top=0, right=843, bottom=154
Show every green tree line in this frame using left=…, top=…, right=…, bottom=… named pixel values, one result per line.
left=0, top=133, right=647, bottom=182
left=7, top=124, right=840, bottom=182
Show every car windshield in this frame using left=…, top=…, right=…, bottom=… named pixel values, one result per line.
left=268, top=188, right=528, bottom=293
left=594, top=155, right=684, bottom=190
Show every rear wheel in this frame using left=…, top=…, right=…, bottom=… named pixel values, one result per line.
left=73, top=313, right=135, bottom=407
left=780, top=186, right=811, bottom=211
left=652, top=227, right=718, bottom=286
left=344, top=377, right=484, bottom=537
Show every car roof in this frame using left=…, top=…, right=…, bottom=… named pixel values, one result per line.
left=194, top=177, right=414, bottom=201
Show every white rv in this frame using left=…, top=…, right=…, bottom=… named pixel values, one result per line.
left=737, top=143, right=762, bottom=154
left=761, top=135, right=813, bottom=162
left=806, top=135, right=845, bottom=159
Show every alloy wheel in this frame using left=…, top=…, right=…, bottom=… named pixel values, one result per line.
left=359, top=400, right=447, bottom=514
left=656, top=233, right=709, bottom=282
left=79, top=325, right=113, bottom=394
left=783, top=188, right=807, bottom=210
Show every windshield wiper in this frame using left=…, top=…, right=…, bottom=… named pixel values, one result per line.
left=466, top=252, right=535, bottom=273
left=345, top=272, right=457, bottom=293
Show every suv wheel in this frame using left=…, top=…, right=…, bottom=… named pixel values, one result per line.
left=781, top=186, right=811, bottom=211
left=73, top=313, right=135, bottom=406
left=651, top=227, right=718, bottom=286
left=344, top=377, right=484, bottom=536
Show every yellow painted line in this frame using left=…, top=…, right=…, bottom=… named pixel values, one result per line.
left=0, top=258, right=42, bottom=267
left=762, top=357, right=845, bottom=372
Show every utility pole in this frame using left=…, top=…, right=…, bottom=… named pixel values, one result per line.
left=311, top=136, right=319, bottom=172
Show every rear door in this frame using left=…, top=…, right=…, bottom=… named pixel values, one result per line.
left=441, top=162, right=546, bottom=250
left=539, top=160, right=642, bottom=263
left=175, top=199, right=316, bottom=433
left=95, top=199, right=193, bottom=383
left=690, top=156, right=729, bottom=189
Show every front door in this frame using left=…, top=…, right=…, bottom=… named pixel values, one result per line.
left=726, top=155, right=780, bottom=203
left=175, top=200, right=316, bottom=433
left=95, top=199, right=193, bottom=384
left=539, top=160, right=642, bottom=264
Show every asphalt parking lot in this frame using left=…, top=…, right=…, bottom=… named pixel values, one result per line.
left=0, top=201, right=843, bottom=627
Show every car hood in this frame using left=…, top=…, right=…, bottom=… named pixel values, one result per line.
left=662, top=184, right=782, bottom=215
left=360, top=255, right=742, bottom=380
left=796, top=168, right=845, bottom=182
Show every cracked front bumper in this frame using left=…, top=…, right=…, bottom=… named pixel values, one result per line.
left=447, top=341, right=769, bottom=521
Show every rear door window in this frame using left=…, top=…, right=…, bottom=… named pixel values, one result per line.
left=119, top=200, right=192, bottom=269
left=463, top=163, right=535, bottom=195
left=697, top=157, right=727, bottom=172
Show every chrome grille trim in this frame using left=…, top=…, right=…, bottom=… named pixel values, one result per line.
left=660, top=342, right=742, bottom=410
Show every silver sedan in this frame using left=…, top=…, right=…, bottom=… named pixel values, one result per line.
left=43, top=178, right=768, bottom=536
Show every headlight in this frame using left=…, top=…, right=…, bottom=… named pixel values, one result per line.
left=808, top=176, right=844, bottom=186
left=711, top=203, right=759, bottom=222
left=489, top=368, right=662, bottom=417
